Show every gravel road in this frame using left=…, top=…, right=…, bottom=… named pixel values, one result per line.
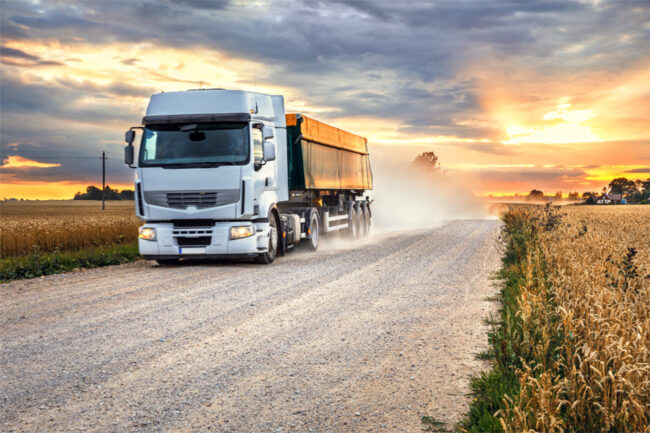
left=1, top=219, right=501, bottom=433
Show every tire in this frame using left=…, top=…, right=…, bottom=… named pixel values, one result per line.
left=360, top=204, right=371, bottom=237
left=347, top=206, right=359, bottom=240
left=306, top=210, right=320, bottom=251
left=256, top=214, right=278, bottom=264
left=156, top=259, right=179, bottom=266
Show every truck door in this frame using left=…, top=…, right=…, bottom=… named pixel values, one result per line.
left=252, top=124, right=276, bottom=204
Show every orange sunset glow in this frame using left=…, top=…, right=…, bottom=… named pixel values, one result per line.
left=1, top=1, right=648, bottom=199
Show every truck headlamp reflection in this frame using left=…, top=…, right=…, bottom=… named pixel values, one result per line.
left=230, top=225, right=255, bottom=240
left=138, top=227, right=157, bottom=241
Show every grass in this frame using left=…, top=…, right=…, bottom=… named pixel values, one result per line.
left=460, top=204, right=650, bottom=433
left=461, top=207, right=541, bottom=432
left=422, top=415, right=450, bottom=432
left=0, top=242, right=139, bottom=282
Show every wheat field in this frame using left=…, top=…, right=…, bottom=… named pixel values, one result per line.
left=0, top=201, right=140, bottom=257
left=500, top=205, right=650, bottom=433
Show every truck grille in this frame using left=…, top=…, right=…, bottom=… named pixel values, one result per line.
left=144, top=190, right=239, bottom=209
left=167, top=192, right=217, bottom=208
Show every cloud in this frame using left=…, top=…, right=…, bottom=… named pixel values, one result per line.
left=120, top=57, right=140, bottom=66
left=0, top=73, right=145, bottom=124
left=1, top=155, right=61, bottom=169
left=0, top=45, right=65, bottom=67
left=0, top=0, right=648, bottom=195
left=455, top=165, right=591, bottom=194
left=626, top=167, right=650, bottom=174
left=1, top=45, right=40, bottom=61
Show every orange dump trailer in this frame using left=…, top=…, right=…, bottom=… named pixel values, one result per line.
left=285, top=114, right=373, bottom=191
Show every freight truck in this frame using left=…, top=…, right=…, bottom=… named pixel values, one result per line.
left=123, top=89, right=373, bottom=264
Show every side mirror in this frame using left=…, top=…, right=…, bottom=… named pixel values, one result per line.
left=262, top=126, right=275, bottom=141
left=125, top=144, right=134, bottom=165
left=125, top=130, right=135, bottom=144
left=263, top=141, right=276, bottom=162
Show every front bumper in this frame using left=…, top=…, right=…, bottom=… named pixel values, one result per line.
left=138, top=221, right=271, bottom=258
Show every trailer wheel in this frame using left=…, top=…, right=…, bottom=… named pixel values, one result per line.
left=256, top=214, right=278, bottom=264
left=306, top=211, right=320, bottom=251
left=360, top=204, right=371, bottom=237
left=347, top=206, right=359, bottom=239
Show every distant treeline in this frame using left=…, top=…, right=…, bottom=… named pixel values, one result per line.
left=74, top=186, right=134, bottom=200
left=527, top=177, right=650, bottom=203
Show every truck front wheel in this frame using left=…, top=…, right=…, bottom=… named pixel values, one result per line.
left=256, top=215, right=278, bottom=264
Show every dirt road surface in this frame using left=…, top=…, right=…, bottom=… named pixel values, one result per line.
left=1, top=219, right=501, bottom=433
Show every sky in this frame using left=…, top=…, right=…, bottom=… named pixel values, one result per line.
left=1, top=0, right=649, bottom=199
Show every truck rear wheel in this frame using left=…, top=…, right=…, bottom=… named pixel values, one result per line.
left=360, top=204, right=370, bottom=237
left=306, top=211, right=320, bottom=251
left=347, top=206, right=359, bottom=239
left=256, top=215, right=278, bottom=264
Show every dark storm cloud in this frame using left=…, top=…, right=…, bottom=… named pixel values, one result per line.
left=4, top=1, right=648, bottom=74
left=1, top=0, right=649, bottom=190
left=0, top=46, right=40, bottom=61
left=0, top=74, right=142, bottom=123
left=5, top=1, right=648, bottom=81
left=0, top=45, right=65, bottom=67
left=168, top=0, right=231, bottom=11
left=0, top=128, right=134, bottom=185
left=0, top=70, right=150, bottom=184
left=16, top=0, right=640, bottom=135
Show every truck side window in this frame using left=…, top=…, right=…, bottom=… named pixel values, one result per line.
left=143, top=129, right=157, bottom=160
left=253, top=127, right=263, bottom=165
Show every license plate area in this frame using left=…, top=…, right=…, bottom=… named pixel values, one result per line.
left=178, top=247, right=206, bottom=255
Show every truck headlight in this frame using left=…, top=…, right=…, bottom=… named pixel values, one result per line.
left=230, top=225, right=255, bottom=240
left=138, top=227, right=157, bottom=241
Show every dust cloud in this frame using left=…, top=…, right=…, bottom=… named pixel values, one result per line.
left=367, top=150, right=489, bottom=233
left=316, top=149, right=490, bottom=252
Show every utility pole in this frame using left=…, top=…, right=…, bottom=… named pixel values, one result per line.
left=100, top=151, right=106, bottom=210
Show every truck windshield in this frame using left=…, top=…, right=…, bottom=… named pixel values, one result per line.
left=139, top=123, right=249, bottom=167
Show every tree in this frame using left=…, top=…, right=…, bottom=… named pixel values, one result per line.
left=73, top=185, right=134, bottom=200
left=568, top=191, right=580, bottom=200
left=412, top=152, right=441, bottom=173
left=640, top=178, right=650, bottom=192
left=120, top=189, right=134, bottom=200
left=528, top=189, right=545, bottom=201
left=643, top=189, right=650, bottom=201
left=629, top=191, right=643, bottom=203
left=608, top=177, right=637, bottom=197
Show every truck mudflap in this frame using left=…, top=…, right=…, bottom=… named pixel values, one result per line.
left=138, top=221, right=272, bottom=258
